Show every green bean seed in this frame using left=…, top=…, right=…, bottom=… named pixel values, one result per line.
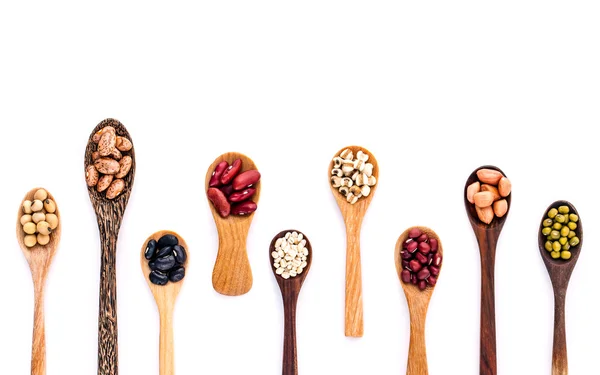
left=562, top=243, right=571, bottom=251
left=551, top=251, right=560, bottom=259
left=543, top=219, right=553, bottom=227
left=569, top=237, right=580, bottom=247
left=548, top=208, right=558, bottom=218
left=568, top=231, right=576, bottom=239
left=553, top=223, right=562, bottom=230
left=569, top=214, right=579, bottom=222
left=552, top=241, right=562, bottom=252
left=555, top=214, right=566, bottom=223
left=560, top=226, right=570, bottom=237
left=559, top=237, right=568, bottom=246
left=561, top=251, right=571, bottom=260
left=545, top=241, right=553, bottom=251
left=568, top=222, right=577, bottom=230
left=558, top=206, right=570, bottom=214
left=542, top=227, right=552, bottom=236
left=550, top=230, right=561, bottom=240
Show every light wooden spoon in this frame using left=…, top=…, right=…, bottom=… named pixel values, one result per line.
left=85, top=118, right=136, bottom=375
left=269, top=230, right=313, bottom=375
left=395, top=226, right=443, bottom=375
left=205, top=152, right=261, bottom=296
left=328, top=145, right=379, bottom=337
left=141, top=230, right=189, bottom=375
left=17, top=187, right=62, bottom=375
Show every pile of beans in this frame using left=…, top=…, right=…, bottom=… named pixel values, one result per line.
left=145, top=234, right=187, bottom=285
left=271, top=231, right=309, bottom=279
left=207, top=158, right=261, bottom=218
left=20, top=189, right=59, bottom=248
left=466, top=168, right=512, bottom=224
left=399, top=229, right=442, bottom=290
left=85, top=126, right=133, bottom=200
left=330, top=149, right=376, bottom=204
left=542, top=205, right=580, bottom=260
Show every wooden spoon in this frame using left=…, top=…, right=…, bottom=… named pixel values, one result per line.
left=141, top=230, right=189, bottom=375
left=395, top=226, right=443, bottom=375
left=464, top=165, right=511, bottom=375
left=205, top=152, right=261, bottom=296
left=269, top=230, right=313, bottom=375
left=84, top=118, right=136, bottom=375
left=328, top=145, right=379, bottom=337
left=538, top=200, right=583, bottom=375
left=17, top=188, right=62, bottom=375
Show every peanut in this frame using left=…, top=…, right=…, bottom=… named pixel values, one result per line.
left=106, top=179, right=125, bottom=200
left=115, top=155, right=132, bottom=179
left=481, top=184, right=501, bottom=201
left=476, top=168, right=503, bottom=185
left=86, top=165, right=99, bottom=186
left=97, top=174, right=114, bottom=192
left=466, top=181, right=480, bottom=204
left=94, top=158, right=120, bottom=175
left=498, top=177, right=511, bottom=197
left=474, top=191, right=494, bottom=208
left=493, top=199, right=508, bottom=217
left=476, top=205, right=494, bottom=224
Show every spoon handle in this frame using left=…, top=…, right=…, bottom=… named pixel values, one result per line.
left=344, top=220, right=363, bottom=337
left=282, top=289, right=299, bottom=375
left=212, top=226, right=253, bottom=296
left=31, top=277, right=46, bottom=375
left=478, top=232, right=498, bottom=375
left=98, top=233, right=119, bottom=375
left=159, top=307, right=175, bottom=375
left=406, top=300, right=429, bottom=375
left=552, top=288, right=568, bottom=375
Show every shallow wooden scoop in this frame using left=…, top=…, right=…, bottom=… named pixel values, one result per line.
left=84, top=118, right=136, bottom=375
left=395, top=226, right=443, bottom=375
left=538, top=201, right=583, bottom=375
left=141, top=230, right=189, bottom=375
left=205, top=152, right=261, bottom=296
left=464, top=165, right=511, bottom=375
left=328, top=145, right=379, bottom=337
left=269, top=230, right=312, bottom=375
left=17, top=187, right=62, bottom=375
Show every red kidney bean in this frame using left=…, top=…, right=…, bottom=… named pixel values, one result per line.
left=415, top=252, right=428, bottom=265
left=418, top=280, right=427, bottom=290
left=429, top=238, right=438, bottom=252
left=408, top=228, right=422, bottom=239
left=418, top=242, right=431, bottom=254
left=209, top=161, right=229, bottom=187
left=220, top=184, right=234, bottom=197
left=430, top=266, right=440, bottom=276
left=417, top=268, right=430, bottom=280
left=428, top=276, right=437, bottom=286
left=230, top=200, right=257, bottom=216
left=417, top=234, right=428, bottom=243
left=406, top=241, right=418, bottom=253
left=401, top=270, right=411, bottom=283
left=207, top=187, right=231, bottom=218
left=232, top=170, right=261, bottom=191
left=409, top=259, right=422, bottom=272
left=220, top=159, right=242, bottom=185
left=228, top=188, right=256, bottom=203
left=433, top=254, right=442, bottom=267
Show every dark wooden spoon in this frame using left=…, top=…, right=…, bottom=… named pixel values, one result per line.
left=538, top=200, right=583, bottom=375
left=84, top=118, right=136, bottom=375
left=464, top=165, right=511, bottom=375
left=269, top=230, right=312, bottom=375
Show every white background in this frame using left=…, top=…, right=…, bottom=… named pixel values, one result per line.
left=0, top=1, right=599, bottom=374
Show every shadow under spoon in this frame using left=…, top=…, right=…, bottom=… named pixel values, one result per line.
left=538, top=200, right=583, bottom=375
left=464, top=165, right=511, bottom=375
left=17, top=188, right=62, bottom=375
left=85, top=118, right=136, bottom=375
left=269, top=230, right=312, bottom=375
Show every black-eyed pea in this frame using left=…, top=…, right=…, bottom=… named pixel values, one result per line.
left=31, top=200, right=44, bottom=212
left=94, top=158, right=120, bottom=174
left=32, top=212, right=46, bottom=224
left=34, top=189, right=48, bottom=201
left=23, top=200, right=33, bottom=214
left=43, top=199, right=56, bottom=213
left=115, top=155, right=132, bottom=179
left=23, top=222, right=37, bottom=235
left=86, top=165, right=99, bottom=186
left=106, top=179, right=125, bottom=199
left=37, top=233, right=50, bottom=246
left=24, top=234, right=37, bottom=248
left=46, top=214, right=58, bottom=230
left=20, top=214, right=32, bottom=226
left=97, top=174, right=114, bottom=193
left=37, top=221, right=51, bottom=235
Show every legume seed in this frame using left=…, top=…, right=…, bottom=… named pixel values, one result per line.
left=157, top=234, right=178, bottom=248
left=149, top=270, right=168, bottom=285
left=145, top=239, right=157, bottom=260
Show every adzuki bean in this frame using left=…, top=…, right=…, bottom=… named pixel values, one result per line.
left=399, top=229, right=442, bottom=290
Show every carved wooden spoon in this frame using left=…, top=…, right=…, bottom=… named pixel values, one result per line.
left=269, top=230, right=312, bottom=375
left=141, top=230, right=189, bottom=375
left=328, top=145, right=379, bottom=337
left=395, top=226, right=443, bottom=375
left=84, top=118, right=136, bottom=375
left=205, top=152, right=261, bottom=296
left=464, top=165, right=511, bottom=375
left=17, top=188, right=62, bottom=375
left=538, top=200, right=583, bottom=375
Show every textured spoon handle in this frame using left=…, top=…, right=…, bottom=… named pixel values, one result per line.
left=406, top=302, right=428, bottom=375
left=98, top=234, right=119, bottom=375
left=159, top=307, right=175, bottom=375
left=282, top=292, right=298, bottom=375
left=344, top=222, right=363, bottom=337
left=552, top=289, right=568, bottom=375
left=479, top=236, right=497, bottom=375
left=31, top=279, right=46, bottom=375
left=212, top=228, right=252, bottom=296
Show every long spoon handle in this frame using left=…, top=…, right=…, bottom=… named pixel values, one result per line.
left=344, top=219, right=363, bottom=337
left=98, top=232, right=119, bottom=375
left=282, top=290, right=299, bottom=375
left=31, top=277, right=46, bottom=375
left=159, top=307, right=175, bottom=375
left=406, top=300, right=428, bottom=375
left=478, top=231, right=498, bottom=375
left=552, top=288, right=568, bottom=375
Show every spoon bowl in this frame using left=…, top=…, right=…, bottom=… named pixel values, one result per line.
left=84, top=118, right=135, bottom=375
left=17, top=187, right=62, bottom=375
left=463, top=165, right=511, bottom=375
left=141, top=230, right=189, bottom=375
left=328, top=145, right=379, bottom=337
left=269, top=229, right=312, bottom=375
left=395, top=226, right=442, bottom=375
left=205, top=152, right=261, bottom=296
left=538, top=200, right=583, bottom=375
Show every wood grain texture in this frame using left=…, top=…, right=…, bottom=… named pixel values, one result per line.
left=205, top=152, right=261, bottom=296
left=328, top=145, right=378, bottom=337
left=395, top=226, right=443, bottom=375
left=269, top=230, right=312, bottom=375
left=141, top=230, right=189, bottom=375
left=17, top=188, right=62, bottom=375
left=464, top=165, right=511, bottom=375
left=538, top=201, right=583, bottom=375
left=85, top=119, right=136, bottom=375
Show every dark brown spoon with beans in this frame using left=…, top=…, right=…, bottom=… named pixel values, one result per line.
left=538, top=200, right=583, bottom=375
left=84, top=118, right=136, bottom=375
left=464, top=165, right=511, bottom=375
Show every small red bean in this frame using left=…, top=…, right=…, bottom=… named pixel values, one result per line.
left=401, top=270, right=411, bottom=283
left=418, top=280, right=427, bottom=290
left=402, top=260, right=409, bottom=269
left=417, top=234, right=428, bottom=243
left=428, top=276, right=437, bottom=286
left=408, top=228, right=422, bottom=239
left=433, top=254, right=442, bottom=267
left=429, top=238, right=438, bottom=252
left=407, top=241, right=418, bottom=253
left=409, top=260, right=422, bottom=272
left=411, top=273, right=418, bottom=285
left=416, top=252, right=428, bottom=265
left=418, top=242, right=431, bottom=254
left=401, top=250, right=412, bottom=260
left=430, top=266, right=440, bottom=276
left=417, top=268, right=430, bottom=280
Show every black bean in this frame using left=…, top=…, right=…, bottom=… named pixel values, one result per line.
left=169, top=267, right=185, bottom=282
left=149, top=270, right=168, bottom=285
left=156, top=246, right=173, bottom=258
left=173, top=245, right=187, bottom=264
left=144, top=239, right=157, bottom=260
left=153, top=255, right=176, bottom=272
left=158, top=234, right=178, bottom=249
